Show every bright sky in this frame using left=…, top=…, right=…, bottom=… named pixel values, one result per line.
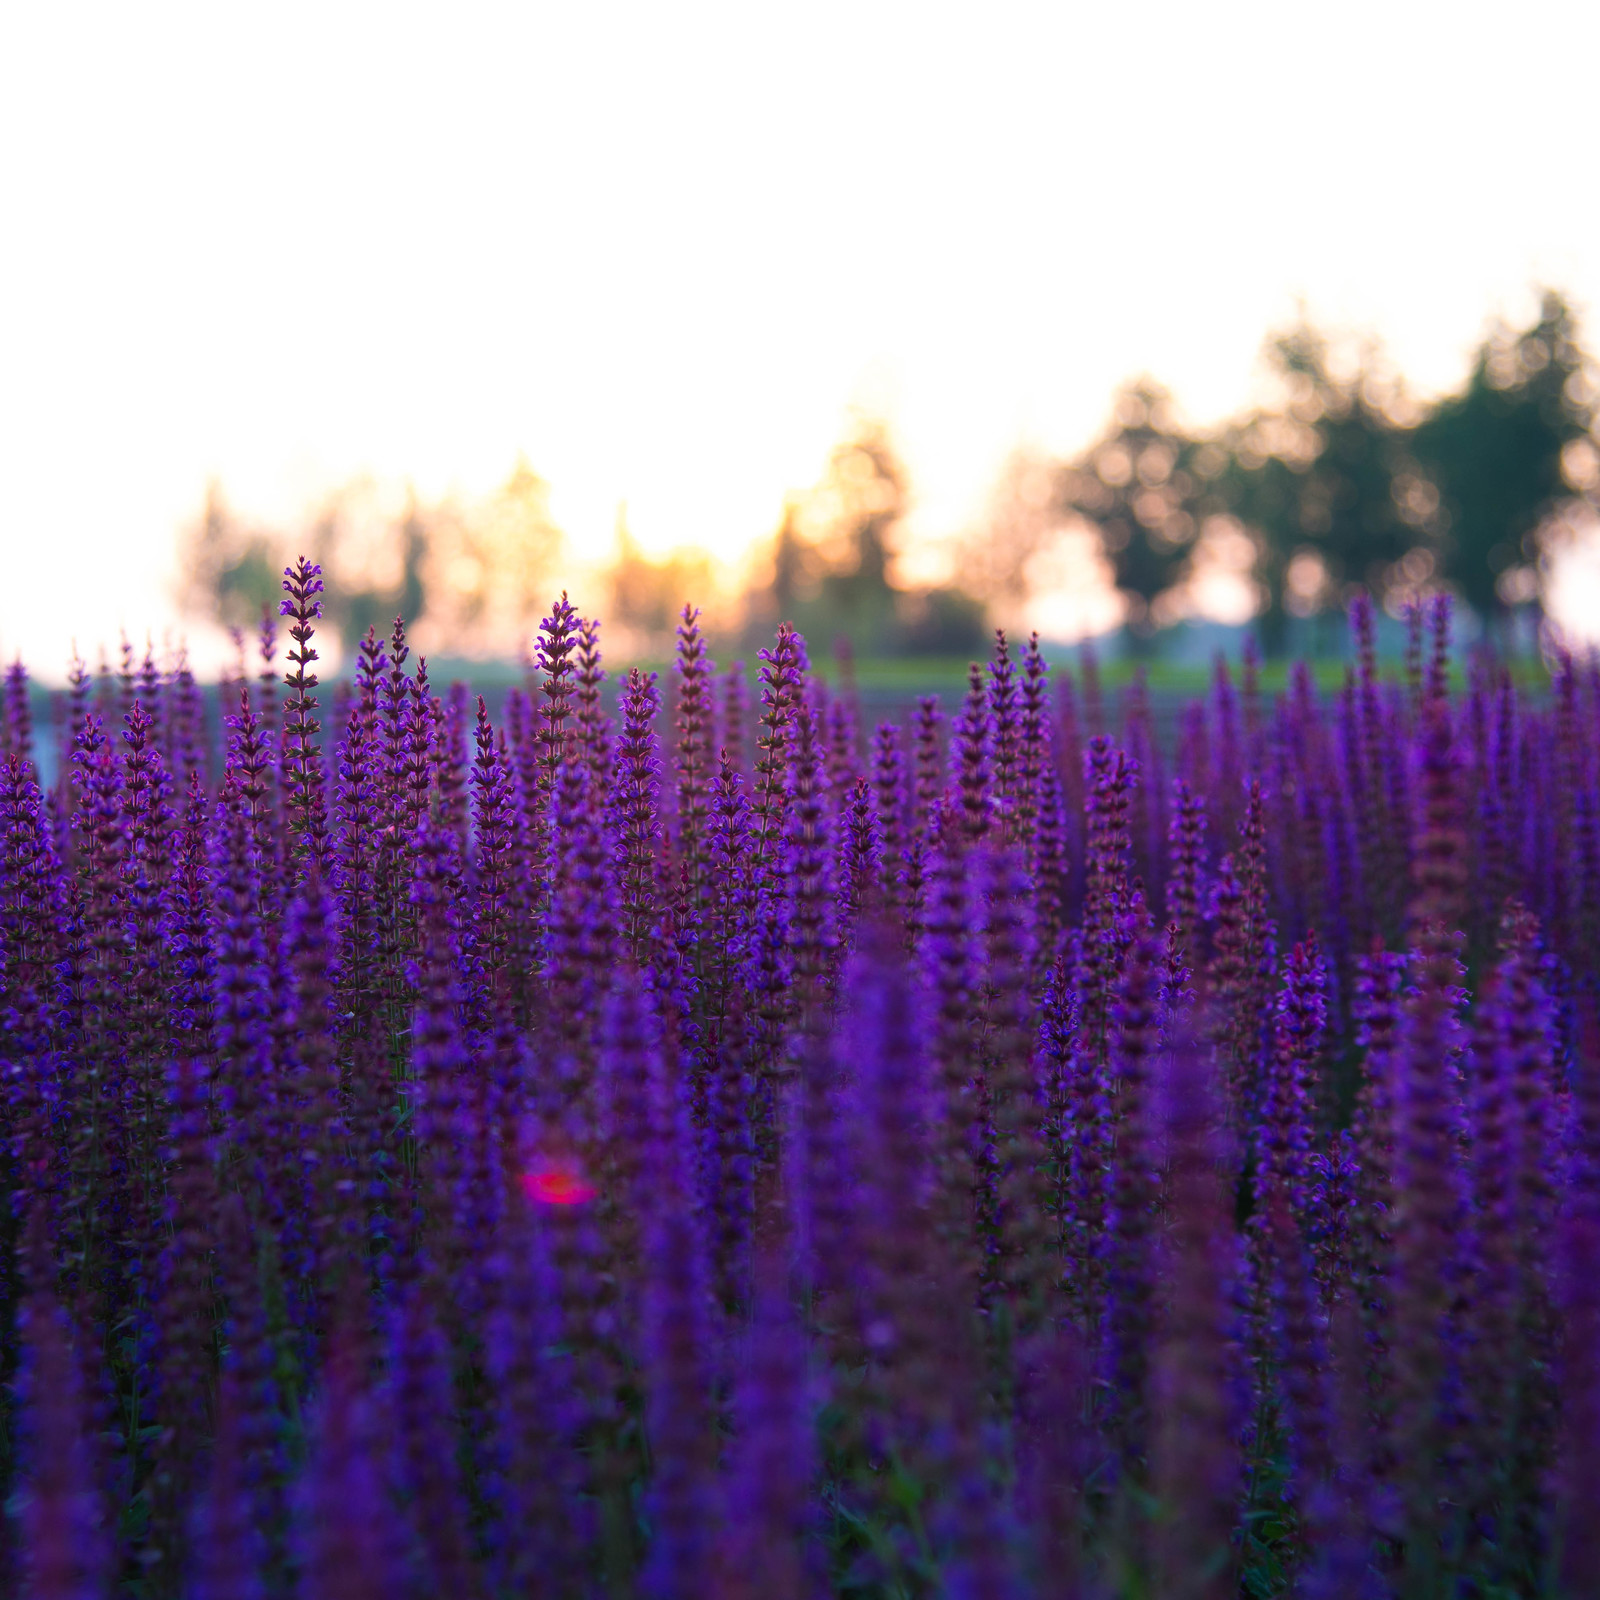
left=4, top=0, right=1600, bottom=671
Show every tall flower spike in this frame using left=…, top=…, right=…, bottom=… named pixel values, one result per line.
left=610, top=669, right=662, bottom=966
left=1558, top=1207, right=1600, bottom=1597
left=66, top=706, right=131, bottom=1323
left=210, top=778, right=275, bottom=1198
left=120, top=699, right=177, bottom=1087
left=1076, top=735, right=1136, bottom=1073
left=406, top=814, right=474, bottom=1291
left=1261, top=1187, right=1336, bottom=1525
left=751, top=622, right=807, bottom=884
left=699, top=1003, right=755, bottom=1316
left=185, top=1370, right=268, bottom=1600
left=702, top=753, right=754, bottom=1029
left=1101, top=932, right=1161, bottom=1469
left=595, top=976, right=662, bottom=1289
left=434, top=681, right=472, bottom=866
left=638, top=1106, right=720, bottom=1599
left=715, top=1255, right=817, bottom=1600
left=674, top=604, right=715, bottom=911
left=871, top=722, right=908, bottom=915
left=333, top=687, right=381, bottom=1026
left=1016, top=632, right=1049, bottom=855
left=149, top=1056, right=220, bottom=1587
left=1489, top=904, right=1560, bottom=1570
left=574, top=613, right=611, bottom=785
left=911, top=693, right=945, bottom=835
left=535, top=593, right=581, bottom=808
left=1015, top=1325, right=1088, bottom=1599
left=950, top=661, right=992, bottom=847
left=783, top=697, right=833, bottom=1027
left=920, top=805, right=981, bottom=1284
left=286, top=869, right=359, bottom=1311
left=469, top=698, right=517, bottom=1017
left=1388, top=928, right=1470, bottom=1579
left=986, top=629, right=1020, bottom=822
left=1463, top=969, right=1518, bottom=1521
left=978, top=842, right=1052, bottom=1328
left=388, top=1288, right=485, bottom=1600
left=485, top=1201, right=590, bottom=1597
left=1208, top=780, right=1272, bottom=1116
left=279, top=558, right=328, bottom=872
left=293, top=1331, right=405, bottom=1600
left=1150, top=1031, right=1240, bottom=1600
left=545, top=757, right=619, bottom=1074
left=1165, top=776, right=1207, bottom=955
left=0, top=756, right=65, bottom=1224
left=14, top=1281, right=110, bottom=1600
left=834, top=775, right=882, bottom=965
left=1258, top=933, right=1327, bottom=1224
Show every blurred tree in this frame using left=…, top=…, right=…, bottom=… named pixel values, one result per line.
left=770, top=496, right=817, bottom=619
left=808, top=418, right=905, bottom=642
left=752, top=417, right=984, bottom=656
left=302, top=478, right=428, bottom=649
left=180, top=458, right=569, bottom=658
left=179, top=481, right=282, bottom=628
left=1055, top=381, right=1213, bottom=644
left=960, top=445, right=1062, bottom=617
left=1208, top=323, right=1432, bottom=651
left=608, top=510, right=717, bottom=653
left=1409, top=290, right=1596, bottom=626
left=424, top=457, right=566, bottom=653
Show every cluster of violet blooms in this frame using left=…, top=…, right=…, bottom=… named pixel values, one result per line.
left=1, top=558, right=1598, bottom=1600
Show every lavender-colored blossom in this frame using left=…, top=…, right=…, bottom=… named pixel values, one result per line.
left=2, top=557, right=1596, bottom=1599
left=639, top=1134, right=720, bottom=1598
left=715, top=1258, right=817, bottom=1600
left=293, top=1333, right=405, bottom=1600
left=14, top=1280, right=110, bottom=1600
left=1150, top=1032, right=1241, bottom=1600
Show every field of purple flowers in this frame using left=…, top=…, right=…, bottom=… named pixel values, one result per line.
left=1, top=559, right=1597, bottom=1598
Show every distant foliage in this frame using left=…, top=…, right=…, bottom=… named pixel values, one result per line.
left=984, top=290, right=1598, bottom=650
left=2, top=571, right=1600, bottom=1596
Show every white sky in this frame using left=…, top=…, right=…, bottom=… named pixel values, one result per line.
left=3, top=0, right=1599, bottom=670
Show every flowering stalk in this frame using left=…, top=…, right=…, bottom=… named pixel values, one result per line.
left=278, top=558, right=329, bottom=873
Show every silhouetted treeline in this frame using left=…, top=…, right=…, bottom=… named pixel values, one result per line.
left=181, top=291, right=1597, bottom=660
left=969, top=290, right=1595, bottom=653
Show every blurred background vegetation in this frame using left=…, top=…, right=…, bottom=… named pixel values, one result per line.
left=180, top=289, right=1598, bottom=666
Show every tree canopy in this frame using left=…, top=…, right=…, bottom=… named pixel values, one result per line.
left=1041, top=290, right=1597, bottom=649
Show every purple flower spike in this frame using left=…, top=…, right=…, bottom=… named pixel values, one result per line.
left=611, top=667, right=663, bottom=966
left=1101, top=932, right=1162, bottom=1465
left=388, top=1288, right=484, bottom=1599
left=278, top=557, right=329, bottom=872
left=675, top=603, right=716, bottom=912
left=951, top=661, right=993, bottom=847
left=185, top=1371, right=267, bottom=1600
left=1259, top=933, right=1328, bottom=1224
left=15, top=1281, right=110, bottom=1600
left=294, top=1333, right=405, bottom=1600
left=716, top=1257, right=817, bottom=1600
left=870, top=722, right=908, bottom=916
left=1151, top=1032, right=1240, bottom=1600
left=639, top=1184, right=720, bottom=1597
left=752, top=622, right=807, bottom=884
